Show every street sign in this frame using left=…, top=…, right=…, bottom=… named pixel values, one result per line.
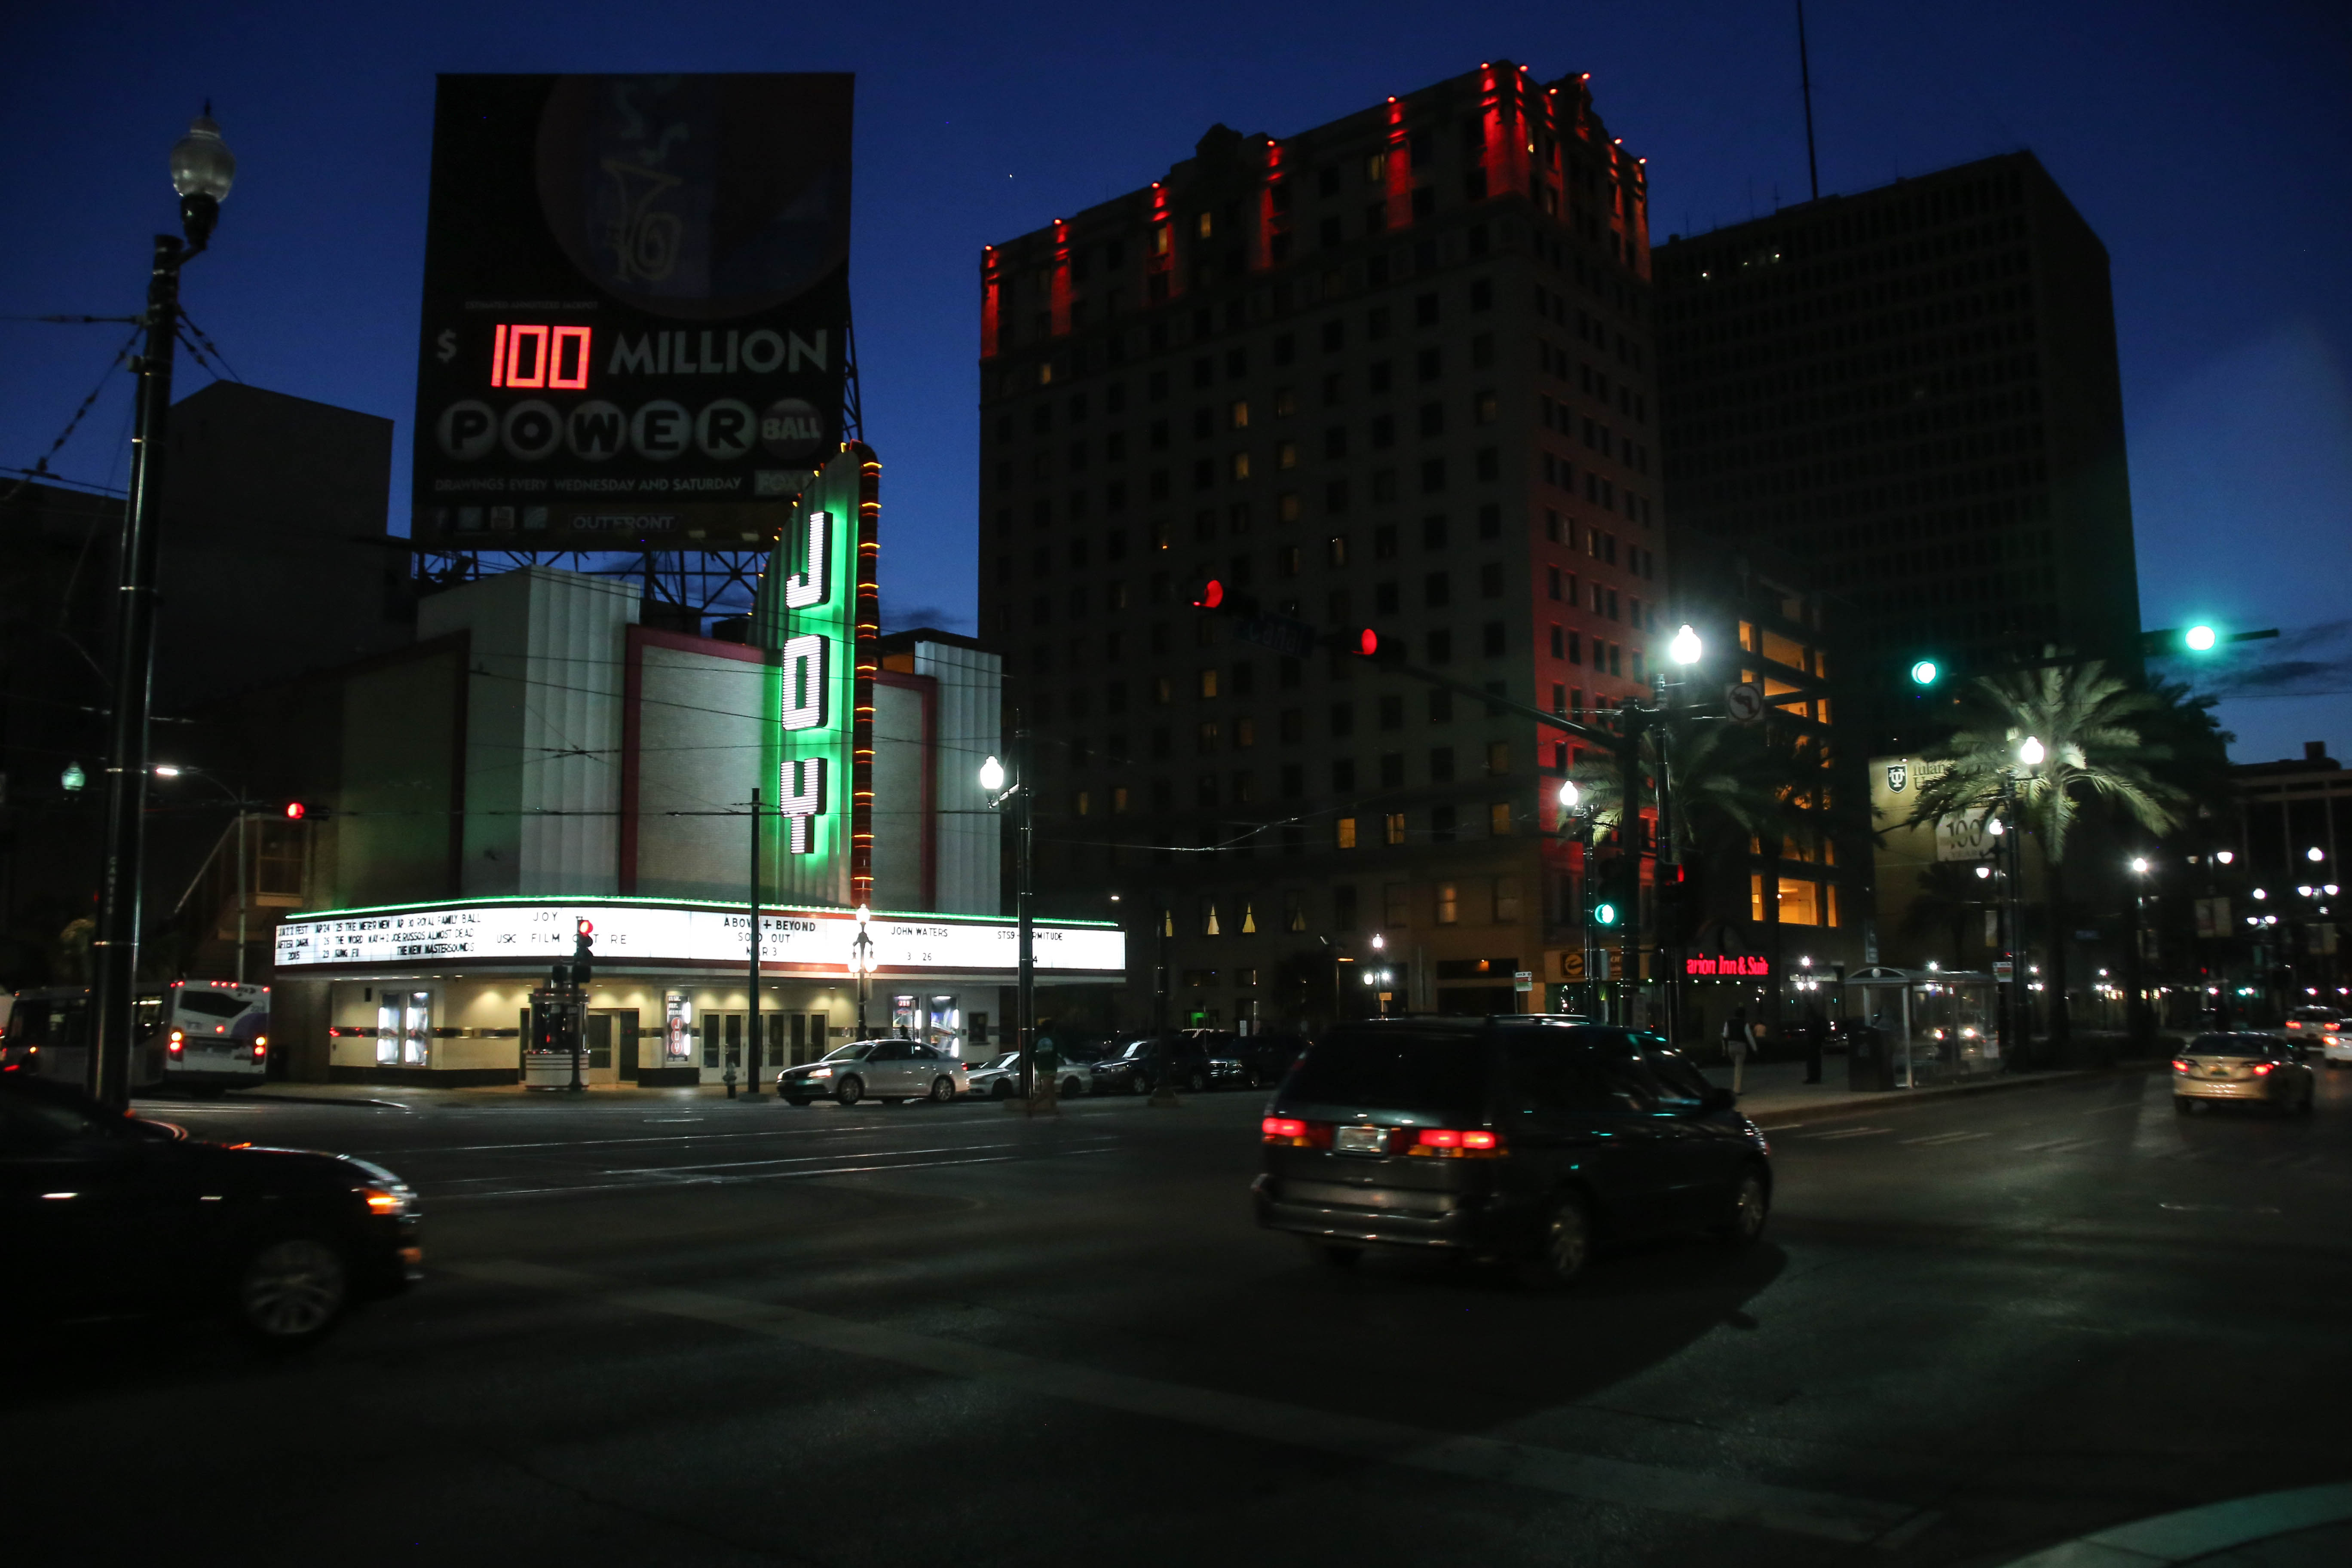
left=1238, top=612, right=1317, bottom=658
left=1513, top=970, right=1534, bottom=993
left=1993, top=960, right=2015, bottom=981
left=1724, top=681, right=1765, bottom=724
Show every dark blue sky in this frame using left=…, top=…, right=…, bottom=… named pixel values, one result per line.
left=5, top=0, right=2346, bottom=763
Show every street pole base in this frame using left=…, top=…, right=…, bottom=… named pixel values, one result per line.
left=1011, top=1083, right=1059, bottom=1116
left=1149, top=1084, right=1182, bottom=1108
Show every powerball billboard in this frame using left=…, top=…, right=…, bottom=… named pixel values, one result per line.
left=412, top=74, right=853, bottom=551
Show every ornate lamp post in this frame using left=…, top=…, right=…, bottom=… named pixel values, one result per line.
left=89, top=110, right=236, bottom=1107
left=980, top=747, right=1036, bottom=1101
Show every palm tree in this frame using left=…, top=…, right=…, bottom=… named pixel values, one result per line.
left=1901, top=860, right=1996, bottom=964
left=1905, top=661, right=2191, bottom=1053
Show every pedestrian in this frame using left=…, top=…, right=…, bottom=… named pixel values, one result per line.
left=1722, top=1006, right=1752, bottom=1093
left=1803, top=1004, right=1826, bottom=1084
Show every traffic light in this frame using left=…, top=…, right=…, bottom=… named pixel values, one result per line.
left=1590, top=897, right=1621, bottom=928
left=281, top=799, right=331, bottom=821
left=1320, top=623, right=1399, bottom=665
left=1189, top=573, right=1226, bottom=611
left=1185, top=572, right=1259, bottom=617
left=570, top=918, right=595, bottom=987
left=2140, top=622, right=2277, bottom=657
left=1908, top=659, right=1940, bottom=687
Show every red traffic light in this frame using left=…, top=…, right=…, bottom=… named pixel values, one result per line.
left=576, top=918, right=594, bottom=937
left=283, top=801, right=306, bottom=821
left=1354, top=628, right=1379, bottom=657
left=1192, top=577, right=1225, bottom=611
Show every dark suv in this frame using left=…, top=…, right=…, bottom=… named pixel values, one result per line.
left=1090, top=1034, right=1216, bottom=1094
left=1204, top=1030, right=1310, bottom=1090
left=1252, top=1017, right=1770, bottom=1283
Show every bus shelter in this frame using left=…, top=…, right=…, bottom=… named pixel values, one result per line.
left=1842, top=967, right=2002, bottom=1088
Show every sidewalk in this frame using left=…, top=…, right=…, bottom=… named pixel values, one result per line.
left=1699, top=1055, right=2150, bottom=1129
left=1992, top=1481, right=2352, bottom=1565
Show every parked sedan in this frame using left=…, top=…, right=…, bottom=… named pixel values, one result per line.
left=964, top=1051, right=1089, bottom=1100
left=0, top=1073, right=420, bottom=1347
left=2173, top=1032, right=2316, bottom=1113
left=777, top=1040, right=967, bottom=1106
left=2283, top=1007, right=2349, bottom=1066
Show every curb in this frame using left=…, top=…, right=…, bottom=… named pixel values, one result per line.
left=1992, top=1480, right=2352, bottom=1565
left=1746, top=1064, right=2151, bottom=1132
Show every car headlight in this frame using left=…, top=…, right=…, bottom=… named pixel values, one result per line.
left=809, top=1066, right=833, bottom=1078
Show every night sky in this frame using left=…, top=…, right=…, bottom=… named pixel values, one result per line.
left=4, top=0, right=2346, bottom=764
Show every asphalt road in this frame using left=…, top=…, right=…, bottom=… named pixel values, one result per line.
left=10, top=1066, right=2352, bottom=1567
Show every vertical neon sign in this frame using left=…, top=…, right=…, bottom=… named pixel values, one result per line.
left=754, top=444, right=877, bottom=908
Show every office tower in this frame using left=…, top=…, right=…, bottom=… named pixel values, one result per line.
left=976, top=62, right=1667, bottom=1026
left=1654, top=153, right=2143, bottom=747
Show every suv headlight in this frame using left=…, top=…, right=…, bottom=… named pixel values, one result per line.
left=356, top=1183, right=414, bottom=1216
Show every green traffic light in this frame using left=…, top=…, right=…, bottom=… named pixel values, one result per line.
left=1909, top=659, right=1939, bottom=686
left=1592, top=901, right=1619, bottom=927
left=2184, top=624, right=2217, bottom=653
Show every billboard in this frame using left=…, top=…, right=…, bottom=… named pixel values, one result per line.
left=412, top=74, right=852, bottom=551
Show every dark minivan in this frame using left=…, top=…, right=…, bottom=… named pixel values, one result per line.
left=1252, top=1017, right=1770, bottom=1282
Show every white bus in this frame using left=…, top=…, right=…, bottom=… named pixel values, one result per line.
left=0, top=981, right=269, bottom=1093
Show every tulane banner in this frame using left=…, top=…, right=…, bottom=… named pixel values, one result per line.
left=413, top=74, right=853, bottom=551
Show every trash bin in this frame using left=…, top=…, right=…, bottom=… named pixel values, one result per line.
left=1847, top=1025, right=1896, bottom=1091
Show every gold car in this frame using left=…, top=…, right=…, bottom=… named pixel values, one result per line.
left=2173, top=1032, right=2315, bottom=1114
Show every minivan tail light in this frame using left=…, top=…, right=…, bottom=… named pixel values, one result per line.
left=1411, top=1127, right=1506, bottom=1158
left=1262, top=1116, right=1331, bottom=1148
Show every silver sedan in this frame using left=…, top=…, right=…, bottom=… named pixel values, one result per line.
left=2173, top=1032, right=2315, bottom=1115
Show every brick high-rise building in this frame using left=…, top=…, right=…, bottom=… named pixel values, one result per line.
left=974, top=62, right=1673, bottom=1029
left=1652, top=153, right=2143, bottom=747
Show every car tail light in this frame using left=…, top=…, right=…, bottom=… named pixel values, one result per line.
left=2251, top=1062, right=2274, bottom=1076
left=252, top=1038, right=267, bottom=1061
left=1410, top=1127, right=1506, bottom=1158
left=168, top=1030, right=184, bottom=1058
left=2171, top=1058, right=2191, bottom=1072
left=357, top=1185, right=411, bottom=1216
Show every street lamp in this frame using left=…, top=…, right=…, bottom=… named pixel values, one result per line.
left=1668, top=624, right=1702, bottom=666
left=850, top=903, right=876, bottom=1039
left=88, top=109, right=237, bottom=1108
left=2124, top=854, right=2155, bottom=1048
left=2018, top=736, right=2046, bottom=767
left=980, top=746, right=1037, bottom=1103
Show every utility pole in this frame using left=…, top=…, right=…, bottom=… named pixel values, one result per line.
left=744, top=786, right=763, bottom=1099
left=1796, top=0, right=1821, bottom=201
left=1015, top=722, right=1036, bottom=1101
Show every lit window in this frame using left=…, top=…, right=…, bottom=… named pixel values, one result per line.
left=1384, top=812, right=1407, bottom=846
left=1230, top=400, right=1250, bottom=429
left=1196, top=211, right=1214, bottom=239
left=1200, top=668, right=1219, bottom=699
left=1335, top=816, right=1359, bottom=849
left=1489, top=803, right=1513, bottom=836
left=1231, top=452, right=1252, bottom=481
left=1436, top=884, right=1459, bottom=924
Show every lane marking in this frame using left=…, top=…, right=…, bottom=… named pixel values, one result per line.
left=431, top=1146, right=1117, bottom=1204
left=2014, top=1138, right=2102, bottom=1154
left=631, top=1137, right=1118, bottom=1176
left=1899, top=1130, right=1991, bottom=1147
left=2157, top=1202, right=2281, bottom=1215
left=446, top=1257, right=1926, bottom=1544
left=1801, top=1126, right=1894, bottom=1140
